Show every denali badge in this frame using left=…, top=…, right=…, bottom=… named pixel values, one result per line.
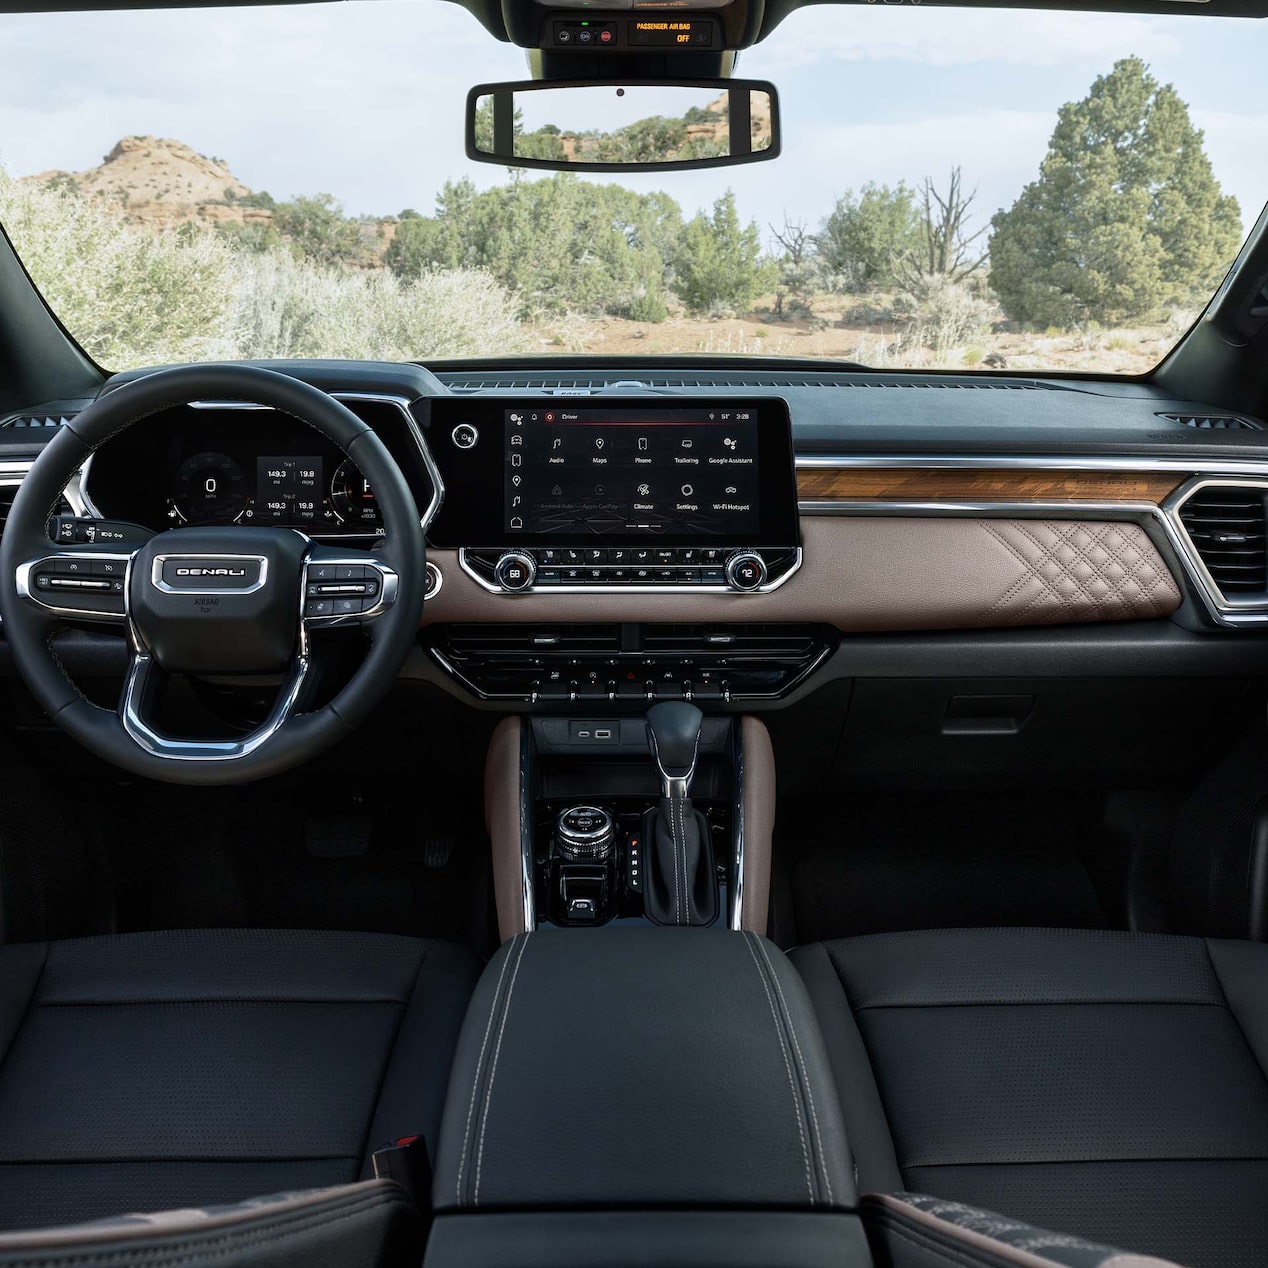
left=155, top=556, right=266, bottom=593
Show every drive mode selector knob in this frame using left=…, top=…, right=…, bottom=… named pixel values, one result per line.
left=494, top=551, right=536, bottom=592
left=725, top=551, right=768, bottom=592
left=556, top=805, right=615, bottom=861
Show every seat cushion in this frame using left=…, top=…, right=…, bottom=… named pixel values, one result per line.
left=0, top=929, right=481, bottom=1232
left=792, top=928, right=1268, bottom=1268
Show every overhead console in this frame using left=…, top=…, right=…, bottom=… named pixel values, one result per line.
left=427, top=396, right=801, bottom=595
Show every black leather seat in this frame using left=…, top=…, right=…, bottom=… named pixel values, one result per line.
left=0, top=928, right=480, bottom=1233
left=792, top=927, right=1268, bottom=1268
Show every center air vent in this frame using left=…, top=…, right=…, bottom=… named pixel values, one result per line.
left=1178, top=484, right=1268, bottom=599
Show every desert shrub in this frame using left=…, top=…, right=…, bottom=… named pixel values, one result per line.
left=907, top=278, right=995, bottom=354
left=674, top=191, right=775, bottom=316
left=0, top=170, right=235, bottom=368
left=229, top=249, right=527, bottom=360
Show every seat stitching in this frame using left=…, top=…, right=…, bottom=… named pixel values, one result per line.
left=473, top=933, right=530, bottom=1206
left=743, top=931, right=815, bottom=1204
left=454, top=933, right=518, bottom=1204
left=755, top=936, right=833, bottom=1204
left=675, top=796, right=687, bottom=924
left=36, top=998, right=409, bottom=1008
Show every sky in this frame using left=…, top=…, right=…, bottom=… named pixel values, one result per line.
left=1, top=1, right=1267, bottom=249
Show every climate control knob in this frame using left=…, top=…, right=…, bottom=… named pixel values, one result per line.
left=725, top=551, right=768, bottom=592
left=494, top=551, right=536, bottom=592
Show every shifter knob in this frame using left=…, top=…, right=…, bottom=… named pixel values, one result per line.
left=646, top=701, right=704, bottom=800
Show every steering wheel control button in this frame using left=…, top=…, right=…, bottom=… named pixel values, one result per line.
left=726, top=551, right=768, bottom=592
left=451, top=423, right=479, bottom=450
left=423, top=562, right=443, bottom=598
left=494, top=551, right=536, bottom=592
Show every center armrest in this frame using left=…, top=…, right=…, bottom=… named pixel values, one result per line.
left=432, top=927, right=854, bottom=1212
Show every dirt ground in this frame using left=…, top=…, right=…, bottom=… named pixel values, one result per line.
left=527, top=293, right=1181, bottom=376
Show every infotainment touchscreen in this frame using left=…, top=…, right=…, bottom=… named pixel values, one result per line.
left=426, top=396, right=798, bottom=550
left=503, top=406, right=759, bottom=537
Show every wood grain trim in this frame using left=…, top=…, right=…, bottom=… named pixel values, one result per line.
left=796, top=467, right=1183, bottom=505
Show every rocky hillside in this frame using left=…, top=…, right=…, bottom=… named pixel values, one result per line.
left=29, top=136, right=274, bottom=231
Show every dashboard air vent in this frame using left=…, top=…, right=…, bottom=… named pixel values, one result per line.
left=1178, top=485, right=1268, bottom=598
left=0, top=412, right=77, bottom=429
left=1158, top=412, right=1262, bottom=431
left=444, top=624, right=622, bottom=658
left=640, top=624, right=821, bottom=657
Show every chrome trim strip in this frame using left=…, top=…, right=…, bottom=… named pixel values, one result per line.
left=793, top=454, right=1268, bottom=474
left=519, top=720, right=537, bottom=932
left=150, top=553, right=268, bottom=596
left=457, top=546, right=803, bottom=596
left=730, top=722, right=745, bottom=932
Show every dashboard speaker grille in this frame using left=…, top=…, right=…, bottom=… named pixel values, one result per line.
left=1179, top=485, right=1268, bottom=597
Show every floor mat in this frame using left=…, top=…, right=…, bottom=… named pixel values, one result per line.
left=101, top=777, right=491, bottom=951
left=789, top=791, right=1110, bottom=943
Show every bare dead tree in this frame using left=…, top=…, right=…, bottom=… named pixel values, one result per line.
left=769, top=213, right=816, bottom=318
left=893, top=168, right=989, bottom=290
left=770, top=214, right=813, bottom=266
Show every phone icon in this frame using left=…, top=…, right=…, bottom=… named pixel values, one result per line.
left=511, top=453, right=522, bottom=467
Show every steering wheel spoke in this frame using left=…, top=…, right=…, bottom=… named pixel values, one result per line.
left=302, top=546, right=400, bottom=639
left=120, top=650, right=314, bottom=762
left=16, top=548, right=135, bottom=625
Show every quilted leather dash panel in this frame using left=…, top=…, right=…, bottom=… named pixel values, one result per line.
left=979, top=521, right=1181, bottom=626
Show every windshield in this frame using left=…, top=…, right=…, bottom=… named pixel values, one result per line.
left=1, top=3, right=1265, bottom=374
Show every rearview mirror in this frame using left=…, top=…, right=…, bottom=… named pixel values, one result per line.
left=465, top=79, right=780, bottom=173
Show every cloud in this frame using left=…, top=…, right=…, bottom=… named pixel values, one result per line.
left=754, top=8, right=1183, bottom=71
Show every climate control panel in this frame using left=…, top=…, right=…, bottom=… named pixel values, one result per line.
left=461, top=545, right=799, bottom=594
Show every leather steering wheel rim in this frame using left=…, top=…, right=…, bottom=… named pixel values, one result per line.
left=0, top=364, right=426, bottom=784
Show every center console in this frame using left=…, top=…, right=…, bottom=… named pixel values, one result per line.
left=426, top=928, right=870, bottom=1268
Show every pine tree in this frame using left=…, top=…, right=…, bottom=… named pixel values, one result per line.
left=989, top=57, right=1242, bottom=327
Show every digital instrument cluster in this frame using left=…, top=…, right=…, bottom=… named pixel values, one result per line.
left=170, top=451, right=381, bottom=532
left=78, top=403, right=408, bottom=541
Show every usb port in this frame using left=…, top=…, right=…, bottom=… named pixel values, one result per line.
left=595, top=729, right=612, bottom=740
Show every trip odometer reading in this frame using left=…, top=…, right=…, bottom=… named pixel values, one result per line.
left=172, top=452, right=249, bottom=525
left=330, top=459, right=383, bottom=531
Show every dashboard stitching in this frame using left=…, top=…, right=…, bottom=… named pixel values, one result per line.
left=1000, top=521, right=1095, bottom=622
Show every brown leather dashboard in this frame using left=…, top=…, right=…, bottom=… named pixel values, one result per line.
left=421, top=514, right=1182, bottom=632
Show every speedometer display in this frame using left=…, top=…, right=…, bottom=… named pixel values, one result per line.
left=330, top=459, right=382, bottom=530
left=172, top=452, right=249, bottom=524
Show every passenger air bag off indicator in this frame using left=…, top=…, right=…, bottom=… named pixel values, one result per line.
left=628, top=19, right=713, bottom=45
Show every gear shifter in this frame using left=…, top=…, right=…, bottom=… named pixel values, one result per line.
left=643, top=702, right=718, bottom=927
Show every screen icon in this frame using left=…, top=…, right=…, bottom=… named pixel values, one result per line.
left=638, top=437, right=648, bottom=451
left=552, top=438, right=562, bottom=450
left=681, top=484, right=694, bottom=497
left=723, top=437, right=737, bottom=450
left=681, top=438, right=693, bottom=449
left=511, top=453, right=522, bottom=467
left=510, top=516, right=523, bottom=529
left=637, top=483, right=650, bottom=496
left=595, top=437, right=605, bottom=450
left=511, top=434, right=523, bottom=446
left=512, top=475, right=522, bottom=487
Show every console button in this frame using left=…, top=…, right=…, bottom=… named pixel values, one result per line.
left=679, top=548, right=699, bottom=565
left=537, top=568, right=561, bottom=584
left=632, top=548, right=653, bottom=564
left=562, top=566, right=584, bottom=584
left=655, top=548, right=675, bottom=565
left=564, top=548, right=584, bottom=565
left=584, top=548, right=607, bottom=564
left=494, top=552, right=536, bottom=592
left=584, top=568, right=605, bottom=583
left=609, top=548, right=629, bottom=564
left=702, top=568, right=726, bottom=586
left=451, top=423, right=478, bottom=449
left=631, top=567, right=655, bottom=584
left=608, top=568, right=629, bottom=582
left=701, top=547, right=725, bottom=564
left=654, top=567, right=675, bottom=584
left=537, top=548, right=560, bottom=566
left=676, top=568, right=701, bottom=585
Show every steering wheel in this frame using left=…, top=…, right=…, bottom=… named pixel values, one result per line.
left=0, top=365, right=426, bottom=784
